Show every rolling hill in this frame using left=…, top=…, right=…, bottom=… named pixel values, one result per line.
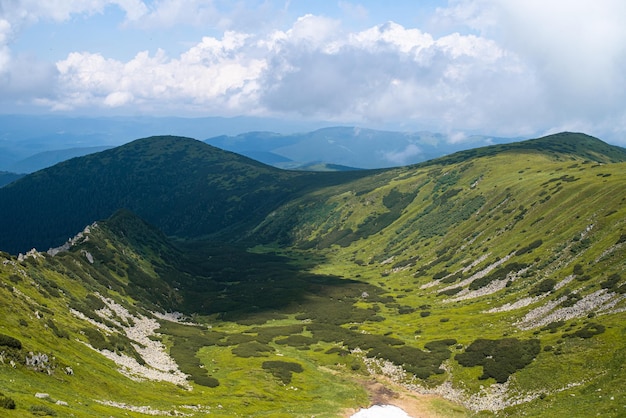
left=0, top=135, right=369, bottom=254
left=0, top=132, right=625, bottom=417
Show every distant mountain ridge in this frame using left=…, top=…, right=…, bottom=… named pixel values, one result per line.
left=7, top=146, right=112, bottom=174
left=0, top=171, right=24, bottom=187
left=205, top=126, right=516, bottom=169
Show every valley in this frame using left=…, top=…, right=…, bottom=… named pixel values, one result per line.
left=0, top=132, right=625, bottom=416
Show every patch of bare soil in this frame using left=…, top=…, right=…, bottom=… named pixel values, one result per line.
left=342, top=378, right=455, bottom=418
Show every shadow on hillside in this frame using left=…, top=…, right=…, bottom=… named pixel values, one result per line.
left=164, top=240, right=384, bottom=325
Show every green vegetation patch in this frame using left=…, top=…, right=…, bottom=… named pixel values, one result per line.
left=515, top=239, right=543, bottom=256
left=529, top=278, right=556, bottom=296
left=563, top=322, right=606, bottom=339
left=231, top=341, right=275, bottom=358
left=469, top=262, right=528, bottom=290
left=601, top=274, right=626, bottom=293
left=0, top=392, right=16, bottom=410
left=0, top=333, right=22, bottom=349
left=455, top=338, right=541, bottom=383
left=262, top=360, right=304, bottom=384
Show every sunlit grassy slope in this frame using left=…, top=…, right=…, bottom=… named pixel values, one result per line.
left=0, top=132, right=625, bottom=416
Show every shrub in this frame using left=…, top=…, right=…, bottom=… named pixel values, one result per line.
left=441, top=272, right=463, bottom=284
left=46, top=319, right=69, bottom=339
left=424, top=339, right=457, bottom=352
left=438, top=287, right=462, bottom=297
left=0, top=394, right=16, bottom=409
left=456, top=338, right=540, bottom=383
left=601, top=274, right=622, bottom=291
left=275, top=335, right=316, bottom=349
left=529, top=279, right=556, bottom=296
left=515, top=239, right=543, bottom=256
left=560, top=293, right=582, bottom=307
left=541, top=321, right=565, bottom=333
left=325, top=347, right=349, bottom=356
left=232, top=341, right=274, bottom=358
left=573, top=264, right=584, bottom=275
left=469, top=263, right=528, bottom=290
left=0, top=333, right=22, bottom=349
left=262, top=361, right=304, bottom=384
left=82, top=327, right=109, bottom=350
left=420, top=311, right=431, bottom=318
left=565, top=323, right=606, bottom=339
left=8, top=274, right=21, bottom=283
left=193, top=375, right=219, bottom=388
left=29, top=405, right=56, bottom=416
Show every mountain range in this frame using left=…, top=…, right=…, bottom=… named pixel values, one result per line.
left=0, top=132, right=625, bottom=417
left=204, top=127, right=514, bottom=169
left=0, top=115, right=518, bottom=176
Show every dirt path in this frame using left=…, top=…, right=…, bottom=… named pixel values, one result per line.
left=341, top=377, right=467, bottom=418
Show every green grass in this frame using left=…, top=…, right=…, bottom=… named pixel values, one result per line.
left=1, top=134, right=626, bottom=416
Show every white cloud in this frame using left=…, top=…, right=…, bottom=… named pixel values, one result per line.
left=1, top=1, right=626, bottom=143
left=124, top=0, right=218, bottom=28
left=434, top=0, right=626, bottom=139
left=43, top=14, right=542, bottom=133
left=383, top=144, right=422, bottom=166
left=53, top=32, right=266, bottom=113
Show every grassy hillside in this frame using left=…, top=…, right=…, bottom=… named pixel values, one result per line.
left=0, top=132, right=625, bottom=416
left=249, top=132, right=626, bottom=415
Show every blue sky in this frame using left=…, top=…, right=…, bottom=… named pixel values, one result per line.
left=1, top=0, right=625, bottom=143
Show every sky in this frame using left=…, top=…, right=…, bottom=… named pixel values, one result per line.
left=1, top=0, right=625, bottom=143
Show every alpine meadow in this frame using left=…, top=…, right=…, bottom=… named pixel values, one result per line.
left=0, top=132, right=626, bottom=417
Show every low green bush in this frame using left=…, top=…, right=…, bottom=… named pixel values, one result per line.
left=600, top=274, right=622, bottom=291
left=438, top=287, right=462, bottom=296
left=529, top=278, right=556, bottom=296
left=564, top=323, right=606, bottom=339
left=29, top=405, right=56, bottom=416
left=515, top=239, right=543, bottom=256
left=0, top=393, right=16, bottom=409
left=560, top=292, right=582, bottom=307
left=0, top=333, right=22, bottom=349
left=82, top=327, right=109, bottom=350
left=46, top=319, right=69, bottom=339
left=275, top=335, right=316, bottom=349
left=540, top=321, right=565, bottom=333
left=232, top=341, right=274, bottom=358
left=469, top=263, right=528, bottom=290
left=456, top=338, right=540, bottom=383
left=262, top=361, right=304, bottom=384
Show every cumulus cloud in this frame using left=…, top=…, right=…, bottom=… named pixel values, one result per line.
left=41, top=14, right=547, bottom=133
left=1, top=0, right=626, bottom=143
left=53, top=31, right=266, bottom=113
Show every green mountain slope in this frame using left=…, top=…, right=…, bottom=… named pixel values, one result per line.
left=0, top=136, right=368, bottom=254
left=0, top=132, right=625, bottom=417
left=247, top=132, right=626, bottom=415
